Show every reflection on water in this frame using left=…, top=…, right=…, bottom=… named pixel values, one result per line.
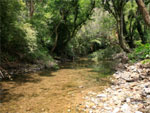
left=60, top=58, right=116, bottom=78
left=0, top=57, right=115, bottom=113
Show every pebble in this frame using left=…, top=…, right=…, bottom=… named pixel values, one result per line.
left=77, top=61, right=150, bottom=113
left=112, top=108, right=120, bottom=113
left=126, top=98, right=131, bottom=103
left=67, top=109, right=71, bottom=112
left=135, top=111, right=143, bottom=113
left=96, top=94, right=107, bottom=98
left=121, top=103, right=131, bottom=113
left=85, top=105, right=89, bottom=108
left=143, top=87, right=150, bottom=94
left=79, top=86, right=84, bottom=88
left=92, top=105, right=96, bottom=109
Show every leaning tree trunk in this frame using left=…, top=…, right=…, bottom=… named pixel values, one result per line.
left=136, top=0, right=150, bottom=27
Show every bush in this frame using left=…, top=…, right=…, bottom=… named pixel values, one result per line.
left=25, top=47, right=53, bottom=63
left=9, top=23, right=38, bottom=54
left=89, top=45, right=122, bottom=62
left=1, top=22, right=53, bottom=63
left=0, top=0, right=54, bottom=65
left=128, top=42, right=150, bottom=62
left=17, top=23, right=53, bottom=63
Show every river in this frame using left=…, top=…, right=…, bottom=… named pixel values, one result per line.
left=0, top=58, right=115, bottom=113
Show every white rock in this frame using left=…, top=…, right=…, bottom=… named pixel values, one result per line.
left=144, top=87, right=150, bottom=94
left=97, top=94, right=107, bottom=98
left=135, top=111, right=143, bottom=113
left=146, top=95, right=150, bottom=98
left=104, top=106, right=112, bottom=110
left=89, top=110, right=93, bottom=113
left=121, top=103, right=131, bottom=113
left=92, top=105, right=97, bottom=109
left=84, top=96, right=89, bottom=100
left=112, top=108, right=120, bottom=113
left=85, top=105, right=89, bottom=108
left=126, top=98, right=131, bottom=103
left=67, top=109, right=71, bottom=112
left=79, top=86, right=83, bottom=88
left=91, top=98, right=95, bottom=102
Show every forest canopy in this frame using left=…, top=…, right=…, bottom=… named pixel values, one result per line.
left=0, top=0, right=150, bottom=64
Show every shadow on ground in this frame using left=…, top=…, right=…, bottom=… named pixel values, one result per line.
left=38, top=70, right=56, bottom=77
left=0, top=88, right=24, bottom=103
left=0, top=58, right=117, bottom=105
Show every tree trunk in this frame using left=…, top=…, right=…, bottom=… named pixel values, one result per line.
left=128, top=17, right=135, bottom=48
left=137, top=21, right=147, bottom=44
left=118, top=10, right=130, bottom=53
left=51, top=22, right=61, bottom=53
left=123, top=15, right=135, bottom=48
left=30, top=0, right=34, bottom=17
left=136, top=0, right=150, bottom=27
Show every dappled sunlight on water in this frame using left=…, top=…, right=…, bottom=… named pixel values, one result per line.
left=0, top=58, right=116, bottom=113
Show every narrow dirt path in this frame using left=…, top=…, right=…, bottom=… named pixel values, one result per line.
left=0, top=58, right=112, bottom=113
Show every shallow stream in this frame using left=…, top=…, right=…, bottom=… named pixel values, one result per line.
left=0, top=58, right=116, bottom=113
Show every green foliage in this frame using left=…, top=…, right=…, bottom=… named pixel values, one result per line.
left=144, top=28, right=150, bottom=43
left=1, top=0, right=22, bottom=51
left=142, top=59, right=150, bottom=64
left=91, top=61, right=116, bottom=78
left=1, top=0, right=150, bottom=66
left=24, top=47, right=52, bottom=63
left=128, top=42, right=150, bottom=61
left=1, top=0, right=54, bottom=64
left=30, top=1, right=52, bottom=48
left=48, top=0, right=96, bottom=55
left=89, top=45, right=122, bottom=62
left=18, top=23, right=37, bottom=53
left=67, top=8, right=116, bottom=57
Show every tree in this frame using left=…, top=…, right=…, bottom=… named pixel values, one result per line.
left=0, top=0, right=22, bottom=52
left=123, top=1, right=137, bottom=48
left=136, top=0, right=150, bottom=27
left=49, top=0, right=96, bottom=55
left=102, top=0, right=130, bottom=52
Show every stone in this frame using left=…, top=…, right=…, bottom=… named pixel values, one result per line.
left=135, top=111, right=143, bottom=113
left=126, top=98, right=131, bottom=103
left=85, top=105, right=89, bottom=109
left=79, top=86, right=84, bottom=88
left=67, top=109, right=71, bottom=112
left=45, top=61, right=57, bottom=69
left=112, top=108, right=120, bottom=113
left=121, top=103, right=131, bottom=113
left=96, top=94, right=107, bottom=98
left=41, top=108, right=45, bottom=111
left=77, top=61, right=150, bottom=113
left=143, top=87, right=150, bottom=94
left=89, top=110, right=93, bottom=113
left=92, top=105, right=96, bottom=109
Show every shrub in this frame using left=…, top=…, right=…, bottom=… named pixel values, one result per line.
left=89, top=45, right=122, bottom=62
left=128, top=42, right=150, bottom=62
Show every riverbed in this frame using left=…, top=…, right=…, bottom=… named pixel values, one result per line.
left=0, top=58, right=115, bottom=113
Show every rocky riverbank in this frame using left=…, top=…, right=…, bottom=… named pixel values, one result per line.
left=0, top=60, right=58, bottom=80
left=77, top=61, right=150, bottom=113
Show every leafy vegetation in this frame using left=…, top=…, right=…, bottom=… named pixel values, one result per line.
left=1, top=0, right=150, bottom=67
left=129, top=42, right=150, bottom=62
